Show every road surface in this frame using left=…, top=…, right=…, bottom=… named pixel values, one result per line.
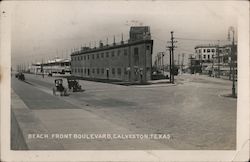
left=11, top=73, right=236, bottom=150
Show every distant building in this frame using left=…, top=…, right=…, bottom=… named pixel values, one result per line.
left=191, top=44, right=237, bottom=78
left=29, top=57, right=71, bottom=75
left=70, top=26, right=153, bottom=83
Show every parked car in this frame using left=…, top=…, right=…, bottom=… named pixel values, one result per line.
left=152, top=72, right=169, bottom=80
left=52, top=79, right=68, bottom=96
left=16, top=72, right=25, bottom=81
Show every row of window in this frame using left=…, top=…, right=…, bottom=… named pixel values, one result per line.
left=72, top=49, right=128, bottom=61
left=196, top=48, right=216, bottom=54
left=72, top=67, right=128, bottom=75
left=196, top=48, right=226, bottom=54
left=197, top=54, right=215, bottom=59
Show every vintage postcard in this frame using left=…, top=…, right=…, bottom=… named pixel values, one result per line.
left=0, top=0, right=249, bottom=161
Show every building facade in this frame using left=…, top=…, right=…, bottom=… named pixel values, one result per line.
left=191, top=44, right=237, bottom=78
left=29, top=58, right=71, bottom=75
left=71, top=26, right=153, bottom=83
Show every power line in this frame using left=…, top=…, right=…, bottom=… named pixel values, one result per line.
left=175, top=37, right=228, bottom=42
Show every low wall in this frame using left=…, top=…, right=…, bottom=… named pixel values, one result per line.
left=11, top=111, right=28, bottom=150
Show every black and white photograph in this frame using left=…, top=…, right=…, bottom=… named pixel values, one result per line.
left=0, top=1, right=249, bottom=161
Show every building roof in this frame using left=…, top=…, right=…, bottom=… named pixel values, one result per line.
left=71, top=39, right=153, bottom=56
left=194, top=45, right=219, bottom=49
left=195, top=44, right=236, bottom=49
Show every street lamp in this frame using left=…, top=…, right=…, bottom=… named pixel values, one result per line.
left=212, top=51, right=215, bottom=77
left=228, top=26, right=236, bottom=97
left=160, top=52, right=165, bottom=75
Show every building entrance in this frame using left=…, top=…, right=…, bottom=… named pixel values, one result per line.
left=106, top=69, right=109, bottom=79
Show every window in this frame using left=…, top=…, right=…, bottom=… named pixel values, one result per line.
left=111, top=51, right=115, bottom=57
left=134, top=47, right=139, bottom=66
left=212, top=49, right=215, bottom=53
left=81, top=56, right=83, bottom=60
left=203, top=49, right=206, bottom=53
left=84, top=56, right=86, bottom=60
left=92, top=54, right=95, bottom=59
left=78, top=56, right=80, bottom=61
left=97, top=53, right=99, bottom=59
left=106, top=52, right=109, bottom=58
left=124, top=49, right=127, bottom=56
left=87, top=55, right=89, bottom=60
left=92, top=68, right=95, bottom=74
left=208, top=55, right=210, bottom=59
left=199, top=49, right=201, bottom=53
left=203, top=55, right=206, bottom=59
left=146, top=45, right=150, bottom=50
left=124, top=67, right=128, bottom=74
left=101, top=68, right=104, bottom=74
left=117, top=68, right=121, bottom=75
left=97, top=68, right=100, bottom=74
left=112, top=68, right=115, bottom=75
left=84, top=68, right=86, bottom=74
left=207, top=49, right=210, bottom=53
left=101, top=53, right=104, bottom=58
left=117, top=50, right=120, bottom=56
left=81, top=69, right=83, bottom=73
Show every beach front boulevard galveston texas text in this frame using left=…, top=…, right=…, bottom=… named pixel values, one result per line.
left=28, top=133, right=172, bottom=140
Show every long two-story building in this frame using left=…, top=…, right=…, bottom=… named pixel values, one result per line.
left=70, top=26, right=153, bottom=83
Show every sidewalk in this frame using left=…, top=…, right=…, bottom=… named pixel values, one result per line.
left=190, top=74, right=236, bottom=84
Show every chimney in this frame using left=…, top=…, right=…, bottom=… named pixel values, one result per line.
left=113, top=36, right=116, bottom=46
left=121, top=33, right=124, bottom=44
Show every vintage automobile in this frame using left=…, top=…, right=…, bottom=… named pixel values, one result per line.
left=48, top=73, right=52, bottom=77
left=52, top=79, right=68, bottom=96
left=16, top=72, right=25, bottom=81
left=67, top=78, right=82, bottom=92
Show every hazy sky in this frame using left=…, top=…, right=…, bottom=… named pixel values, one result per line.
left=10, top=1, right=240, bottom=67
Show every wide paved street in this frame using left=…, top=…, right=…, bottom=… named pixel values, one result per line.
left=11, top=73, right=236, bottom=150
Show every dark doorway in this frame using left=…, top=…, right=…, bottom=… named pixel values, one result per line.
left=87, top=69, right=90, bottom=76
left=106, top=69, right=109, bottom=79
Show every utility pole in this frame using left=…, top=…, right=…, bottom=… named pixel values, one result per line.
left=178, top=53, right=180, bottom=70
left=178, top=54, right=180, bottom=66
left=212, top=51, right=215, bottom=77
left=181, top=53, right=184, bottom=73
left=228, top=26, right=236, bottom=97
left=217, top=41, right=221, bottom=78
left=169, top=48, right=172, bottom=82
left=232, top=34, right=236, bottom=97
left=171, top=31, right=174, bottom=83
left=160, top=52, right=165, bottom=75
left=169, top=31, right=177, bottom=83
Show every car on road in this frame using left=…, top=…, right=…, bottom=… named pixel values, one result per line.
left=67, top=78, right=82, bottom=92
left=52, top=79, right=68, bottom=96
left=15, top=72, right=25, bottom=81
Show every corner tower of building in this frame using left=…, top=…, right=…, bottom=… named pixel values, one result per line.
left=129, top=26, right=151, bottom=42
